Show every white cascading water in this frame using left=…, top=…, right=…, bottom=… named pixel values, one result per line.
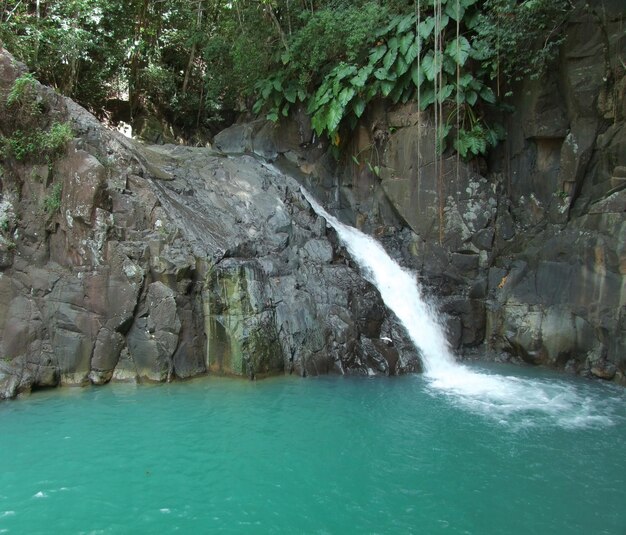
left=302, top=187, right=618, bottom=428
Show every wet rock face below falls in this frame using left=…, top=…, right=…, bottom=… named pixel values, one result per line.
left=0, top=56, right=419, bottom=397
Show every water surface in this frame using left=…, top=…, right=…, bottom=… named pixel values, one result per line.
left=1, top=365, right=625, bottom=534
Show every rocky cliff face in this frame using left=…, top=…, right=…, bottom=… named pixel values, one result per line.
left=214, top=2, right=625, bottom=384
left=1, top=3, right=623, bottom=399
left=0, top=50, right=420, bottom=399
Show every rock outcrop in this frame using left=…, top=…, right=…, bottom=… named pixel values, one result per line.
left=0, top=50, right=419, bottom=399
left=212, top=2, right=625, bottom=384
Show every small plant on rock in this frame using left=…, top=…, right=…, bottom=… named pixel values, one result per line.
left=43, top=183, right=63, bottom=214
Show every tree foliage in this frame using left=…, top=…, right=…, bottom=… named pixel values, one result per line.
left=0, top=0, right=572, bottom=152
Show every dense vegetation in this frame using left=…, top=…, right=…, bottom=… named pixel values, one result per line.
left=0, top=0, right=572, bottom=155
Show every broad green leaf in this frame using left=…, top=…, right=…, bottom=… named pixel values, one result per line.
left=369, top=45, right=387, bottom=65
left=437, top=84, right=454, bottom=102
left=422, top=50, right=439, bottom=81
left=252, top=99, right=264, bottom=115
left=351, top=66, right=372, bottom=88
left=338, top=86, right=355, bottom=107
left=266, top=111, right=279, bottom=122
left=480, top=85, right=496, bottom=104
left=326, top=101, right=344, bottom=133
left=443, top=55, right=457, bottom=75
left=458, top=72, right=474, bottom=88
left=380, top=15, right=403, bottom=36
left=411, top=64, right=425, bottom=88
left=365, top=83, right=379, bottom=100
left=272, top=78, right=282, bottom=92
left=399, top=32, right=414, bottom=56
left=374, top=67, right=392, bottom=81
left=418, top=17, right=435, bottom=39
left=311, top=112, right=326, bottom=136
left=446, top=35, right=471, bottom=66
left=284, top=87, right=297, bottom=103
left=454, top=135, right=470, bottom=158
left=404, top=39, right=420, bottom=64
left=466, top=90, right=478, bottom=106
left=383, top=47, right=399, bottom=71
left=395, top=55, right=409, bottom=76
left=282, top=103, right=290, bottom=117
left=418, top=86, right=435, bottom=109
left=380, top=80, right=395, bottom=97
left=397, top=14, right=417, bottom=34
left=334, top=63, right=357, bottom=82
left=445, top=0, right=465, bottom=22
left=389, top=80, right=404, bottom=103
left=352, top=98, right=366, bottom=118
left=261, top=83, right=272, bottom=100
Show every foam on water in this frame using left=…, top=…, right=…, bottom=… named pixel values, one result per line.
left=302, top=187, right=618, bottom=428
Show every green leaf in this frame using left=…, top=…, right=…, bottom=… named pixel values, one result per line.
left=418, top=17, right=435, bottom=39
left=422, top=50, right=439, bottom=81
left=395, top=55, right=410, bottom=76
left=351, top=66, right=372, bottom=88
left=445, top=0, right=465, bottom=22
left=443, top=55, right=457, bottom=75
left=458, top=72, right=475, bottom=88
left=411, top=64, right=425, bottom=88
left=380, top=80, right=395, bottom=97
left=272, top=78, right=282, bottom=92
left=352, top=98, right=366, bottom=118
left=446, top=36, right=471, bottom=66
left=282, top=103, right=290, bottom=117
left=480, top=85, right=496, bottom=104
left=334, top=63, right=358, bottom=82
left=399, top=32, right=415, bottom=56
left=369, top=45, right=387, bottom=65
left=309, top=87, right=332, bottom=112
left=397, top=14, right=417, bottom=34
left=284, top=87, right=297, bottom=104
left=252, top=99, right=264, bottom=115
left=380, top=15, right=403, bottom=36
left=437, top=84, right=454, bottom=102
left=266, top=111, right=279, bottom=122
left=338, top=86, right=355, bottom=107
left=466, top=90, right=478, bottom=106
left=261, top=83, right=272, bottom=100
left=389, top=80, right=404, bottom=103
left=383, top=47, right=399, bottom=71
left=405, top=39, right=420, bottom=64
left=418, top=86, right=436, bottom=109
left=454, top=134, right=470, bottom=158
left=326, top=101, right=344, bottom=133
left=311, top=112, right=326, bottom=137
left=374, top=67, right=393, bottom=81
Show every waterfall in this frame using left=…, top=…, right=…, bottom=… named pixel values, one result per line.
left=302, top=186, right=618, bottom=428
left=301, top=188, right=456, bottom=378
